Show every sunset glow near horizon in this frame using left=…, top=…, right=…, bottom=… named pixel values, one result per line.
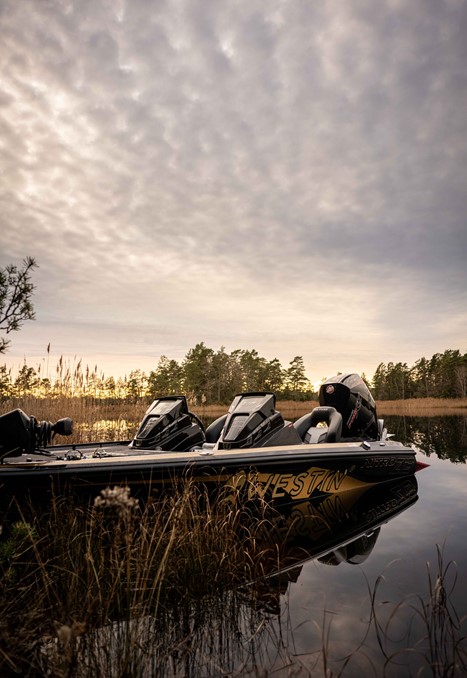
left=1, top=0, right=466, bottom=387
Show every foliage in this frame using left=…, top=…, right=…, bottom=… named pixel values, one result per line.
left=2, top=343, right=466, bottom=404
left=0, top=345, right=313, bottom=404
left=285, top=355, right=309, bottom=398
left=372, top=349, right=467, bottom=400
left=0, top=521, right=37, bottom=583
left=147, top=355, right=183, bottom=397
left=0, top=364, right=13, bottom=402
left=0, top=257, right=37, bottom=354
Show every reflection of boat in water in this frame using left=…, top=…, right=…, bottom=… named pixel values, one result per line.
left=0, top=374, right=421, bottom=510
left=245, top=474, right=420, bottom=610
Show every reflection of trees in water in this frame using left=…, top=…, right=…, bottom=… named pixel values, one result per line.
left=385, top=415, right=467, bottom=462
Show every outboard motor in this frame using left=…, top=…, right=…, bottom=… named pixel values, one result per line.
left=212, top=392, right=302, bottom=450
left=319, top=374, right=379, bottom=440
left=130, top=396, right=205, bottom=451
left=0, top=409, right=73, bottom=460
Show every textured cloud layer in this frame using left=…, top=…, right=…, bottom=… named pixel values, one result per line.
left=1, top=0, right=466, bottom=379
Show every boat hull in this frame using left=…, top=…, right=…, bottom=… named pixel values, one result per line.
left=0, top=439, right=417, bottom=512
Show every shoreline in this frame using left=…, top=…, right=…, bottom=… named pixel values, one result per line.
left=1, top=397, right=466, bottom=423
left=194, top=397, right=467, bottom=419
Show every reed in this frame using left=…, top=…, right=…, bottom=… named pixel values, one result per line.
left=3, top=397, right=466, bottom=439
left=1, top=485, right=466, bottom=676
left=0, top=483, right=278, bottom=676
left=368, top=543, right=467, bottom=677
left=0, top=395, right=147, bottom=423
left=376, top=398, right=467, bottom=417
left=0, top=397, right=322, bottom=446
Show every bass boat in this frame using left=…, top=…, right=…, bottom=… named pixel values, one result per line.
left=0, top=374, right=421, bottom=510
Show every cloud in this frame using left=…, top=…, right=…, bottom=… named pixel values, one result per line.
left=1, top=0, right=466, bottom=380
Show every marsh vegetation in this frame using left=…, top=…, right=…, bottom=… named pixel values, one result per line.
left=1, top=476, right=466, bottom=677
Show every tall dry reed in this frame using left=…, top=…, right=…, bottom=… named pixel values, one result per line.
left=0, top=482, right=278, bottom=676
left=376, top=398, right=467, bottom=416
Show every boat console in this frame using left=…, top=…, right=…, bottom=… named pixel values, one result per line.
left=130, top=396, right=205, bottom=451
left=204, top=374, right=381, bottom=448
left=207, top=392, right=302, bottom=450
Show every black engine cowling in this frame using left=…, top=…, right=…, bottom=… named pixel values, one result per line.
left=130, top=396, right=205, bottom=451
left=318, top=373, right=379, bottom=440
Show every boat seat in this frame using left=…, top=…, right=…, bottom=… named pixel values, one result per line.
left=293, top=406, right=343, bottom=443
left=205, top=414, right=228, bottom=444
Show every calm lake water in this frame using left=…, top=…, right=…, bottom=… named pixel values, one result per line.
left=224, top=414, right=467, bottom=677
left=172, top=414, right=467, bottom=677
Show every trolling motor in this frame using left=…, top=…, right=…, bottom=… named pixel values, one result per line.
left=0, top=409, right=73, bottom=461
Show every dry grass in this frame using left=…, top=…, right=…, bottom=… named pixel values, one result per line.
left=376, top=398, right=467, bottom=416
left=0, top=483, right=278, bottom=676
left=369, top=544, right=467, bottom=677
left=0, top=397, right=321, bottom=445
left=0, top=395, right=147, bottom=423
left=4, top=395, right=466, bottom=424
left=0, top=397, right=148, bottom=444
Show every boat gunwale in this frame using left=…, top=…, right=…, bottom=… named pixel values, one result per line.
left=0, top=439, right=415, bottom=473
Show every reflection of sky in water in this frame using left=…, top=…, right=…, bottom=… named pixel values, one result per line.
left=271, top=451, right=467, bottom=674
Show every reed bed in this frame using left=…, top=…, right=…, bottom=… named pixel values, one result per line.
left=376, top=397, right=467, bottom=417
left=0, top=396, right=147, bottom=427
left=0, top=483, right=280, bottom=677
left=369, top=544, right=467, bottom=677
left=0, top=397, right=323, bottom=446
left=0, top=397, right=148, bottom=445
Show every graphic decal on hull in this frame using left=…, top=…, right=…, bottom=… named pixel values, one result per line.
left=217, top=466, right=375, bottom=502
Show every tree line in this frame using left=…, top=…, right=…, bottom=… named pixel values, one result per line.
left=1, top=345, right=465, bottom=404
left=372, top=349, right=467, bottom=400
left=0, top=344, right=312, bottom=403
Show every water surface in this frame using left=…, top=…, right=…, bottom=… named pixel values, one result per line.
left=241, top=414, right=467, bottom=676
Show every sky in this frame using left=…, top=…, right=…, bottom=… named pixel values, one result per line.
left=1, top=0, right=466, bottom=387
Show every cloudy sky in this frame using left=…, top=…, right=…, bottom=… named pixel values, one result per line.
left=1, top=0, right=466, bottom=386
